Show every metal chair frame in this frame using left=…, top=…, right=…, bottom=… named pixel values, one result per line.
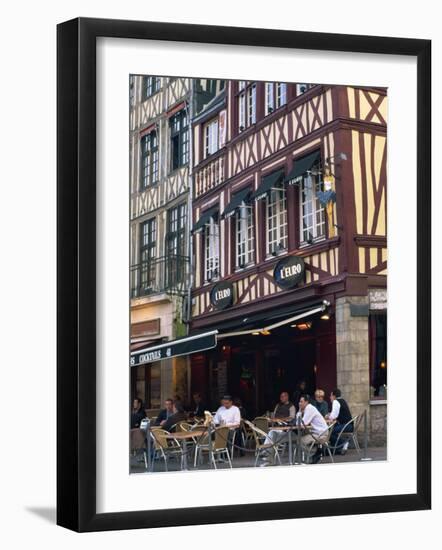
left=244, top=420, right=282, bottom=466
left=144, top=429, right=183, bottom=472
left=300, top=421, right=336, bottom=464
left=330, top=415, right=362, bottom=456
left=194, top=426, right=232, bottom=469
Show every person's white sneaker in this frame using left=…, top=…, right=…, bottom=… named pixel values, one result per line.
left=341, top=441, right=350, bottom=455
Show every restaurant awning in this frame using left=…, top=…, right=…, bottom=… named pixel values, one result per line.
left=222, top=187, right=251, bottom=219
left=217, top=300, right=330, bottom=339
left=130, top=338, right=162, bottom=352
left=251, top=169, right=285, bottom=201
left=286, top=150, right=320, bottom=186
left=192, top=206, right=219, bottom=233
left=130, top=330, right=218, bottom=366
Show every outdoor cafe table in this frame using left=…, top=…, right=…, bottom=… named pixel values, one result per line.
left=269, top=424, right=310, bottom=465
left=164, top=429, right=207, bottom=471
left=268, top=417, right=292, bottom=425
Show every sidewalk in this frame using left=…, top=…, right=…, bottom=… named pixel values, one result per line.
left=130, top=445, right=387, bottom=474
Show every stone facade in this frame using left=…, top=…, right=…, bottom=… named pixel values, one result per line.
left=336, top=295, right=370, bottom=417
left=369, top=401, right=387, bottom=446
left=336, top=295, right=387, bottom=445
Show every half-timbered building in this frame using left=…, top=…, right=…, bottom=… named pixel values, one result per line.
left=129, top=75, right=193, bottom=409
left=189, top=81, right=387, bottom=442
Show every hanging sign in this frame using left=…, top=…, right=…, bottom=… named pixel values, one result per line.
left=210, top=281, right=235, bottom=310
left=273, top=255, right=305, bottom=289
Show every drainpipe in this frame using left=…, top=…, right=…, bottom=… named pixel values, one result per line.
left=184, top=82, right=195, bottom=406
left=185, top=82, right=194, bottom=330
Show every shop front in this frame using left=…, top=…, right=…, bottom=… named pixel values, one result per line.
left=189, top=255, right=338, bottom=416
left=130, top=293, right=190, bottom=411
left=190, top=308, right=336, bottom=417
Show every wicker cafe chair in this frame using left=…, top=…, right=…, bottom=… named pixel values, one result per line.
left=241, top=419, right=254, bottom=448
left=146, top=428, right=183, bottom=472
left=178, top=421, right=194, bottom=432
left=253, top=416, right=270, bottom=434
left=130, top=428, right=146, bottom=457
left=244, top=420, right=282, bottom=466
left=300, top=421, right=336, bottom=464
left=330, top=414, right=362, bottom=456
left=193, top=426, right=232, bottom=468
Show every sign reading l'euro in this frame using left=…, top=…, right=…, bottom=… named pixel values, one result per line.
left=273, top=255, right=305, bottom=289
left=210, top=280, right=235, bottom=310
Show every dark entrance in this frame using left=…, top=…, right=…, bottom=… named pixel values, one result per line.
left=190, top=314, right=336, bottom=417
left=261, top=335, right=317, bottom=412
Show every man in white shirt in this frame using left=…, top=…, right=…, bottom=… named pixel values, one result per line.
left=213, top=395, right=241, bottom=427
left=213, top=395, right=241, bottom=459
left=325, top=388, right=353, bottom=454
left=298, top=394, right=329, bottom=464
left=326, top=393, right=341, bottom=422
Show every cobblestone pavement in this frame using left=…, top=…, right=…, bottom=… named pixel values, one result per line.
left=130, top=446, right=387, bottom=474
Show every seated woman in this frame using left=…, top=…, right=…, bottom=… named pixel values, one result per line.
left=312, top=389, right=329, bottom=417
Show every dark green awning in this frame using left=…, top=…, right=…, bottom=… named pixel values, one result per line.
left=130, top=330, right=218, bottom=366
left=251, top=169, right=285, bottom=201
left=222, top=187, right=251, bottom=219
left=192, top=206, right=218, bottom=233
left=286, top=150, right=320, bottom=185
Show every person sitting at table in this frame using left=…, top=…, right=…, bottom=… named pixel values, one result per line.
left=214, top=395, right=241, bottom=459
left=161, top=402, right=188, bottom=432
left=312, top=389, right=329, bottom=417
left=190, top=392, right=206, bottom=418
left=260, top=394, right=328, bottom=465
left=213, top=395, right=241, bottom=427
left=326, top=388, right=353, bottom=454
left=154, top=398, right=174, bottom=426
left=131, top=397, right=145, bottom=429
left=272, top=391, right=296, bottom=420
left=298, top=394, right=329, bottom=463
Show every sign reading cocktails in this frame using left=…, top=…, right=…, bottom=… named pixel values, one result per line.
left=210, top=280, right=235, bottom=310
left=273, top=255, right=305, bottom=289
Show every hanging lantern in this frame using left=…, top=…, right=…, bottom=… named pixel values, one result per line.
left=316, top=165, right=337, bottom=237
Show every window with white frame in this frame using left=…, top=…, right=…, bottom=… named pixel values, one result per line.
left=265, top=82, right=287, bottom=115
left=238, top=81, right=256, bottom=132
left=266, top=184, right=288, bottom=255
left=276, top=83, right=287, bottom=107
left=204, top=215, right=220, bottom=281
left=235, top=201, right=254, bottom=268
left=299, top=171, right=325, bottom=243
left=204, top=118, right=219, bottom=158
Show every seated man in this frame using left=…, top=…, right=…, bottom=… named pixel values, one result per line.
left=326, top=388, right=353, bottom=454
left=190, top=392, right=206, bottom=418
left=161, top=402, right=188, bottom=432
left=154, top=398, right=174, bottom=426
left=312, top=389, right=329, bottom=417
left=272, top=391, right=296, bottom=420
left=298, top=394, right=329, bottom=463
left=213, top=395, right=241, bottom=458
left=213, top=395, right=241, bottom=427
left=261, top=394, right=328, bottom=465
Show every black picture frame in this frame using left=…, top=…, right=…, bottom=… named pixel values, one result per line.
left=57, top=17, right=431, bottom=532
